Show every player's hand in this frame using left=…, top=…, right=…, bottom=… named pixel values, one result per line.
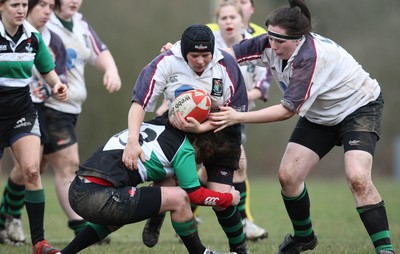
left=32, top=80, right=52, bottom=100
left=160, top=42, right=173, bottom=53
left=209, top=106, right=240, bottom=132
left=122, top=140, right=144, bottom=171
left=229, top=186, right=240, bottom=206
left=169, top=112, right=202, bottom=133
left=103, top=69, right=121, bottom=93
left=52, top=83, right=68, bottom=101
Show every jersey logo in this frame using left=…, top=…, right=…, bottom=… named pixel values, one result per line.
left=246, top=63, right=255, bottom=73
left=211, top=78, right=223, bottom=97
left=25, top=43, right=33, bottom=53
left=169, top=74, right=178, bottom=83
left=204, top=196, right=220, bottom=206
left=0, top=45, right=7, bottom=51
left=66, top=48, right=78, bottom=70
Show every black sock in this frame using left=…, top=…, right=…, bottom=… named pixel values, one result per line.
left=282, top=185, right=314, bottom=243
left=179, top=231, right=206, bottom=254
left=25, top=189, right=45, bottom=245
left=61, top=225, right=100, bottom=254
left=173, top=217, right=205, bottom=254
left=357, top=200, right=394, bottom=253
left=0, top=177, right=25, bottom=228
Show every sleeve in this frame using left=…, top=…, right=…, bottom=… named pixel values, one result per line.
left=49, top=30, right=68, bottom=84
left=281, top=49, right=316, bottom=113
left=171, top=139, right=233, bottom=208
left=84, top=19, right=108, bottom=65
left=220, top=50, right=248, bottom=112
left=233, top=34, right=270, bottom=66
left=187, top=186, right=233, bottom=208
left=131, top=52, right=172, bottom=111
left=34, top=32, right=55, bottom=74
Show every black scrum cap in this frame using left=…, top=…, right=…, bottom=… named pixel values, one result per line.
left=181, top=24, right=215, bottom=62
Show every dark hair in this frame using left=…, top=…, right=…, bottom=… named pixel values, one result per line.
left=265, top=0, right=312, bottom=37
left=54, top=0, right=61, bottom=11
left=188, top=125, right=241, bottom=166
left=28, top=0, right=40, bottom=15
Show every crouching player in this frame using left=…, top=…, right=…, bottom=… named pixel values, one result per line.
left=58, top=114, right=240, bottom=254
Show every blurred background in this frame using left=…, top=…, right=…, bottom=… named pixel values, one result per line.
left=3, top=0, right=400, bottom=179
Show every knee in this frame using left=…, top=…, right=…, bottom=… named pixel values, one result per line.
left=23, top=164, right=40, bottom=185
left=278, top=166, right=292, bottom=187
left=175, top=188, right=190, bottom=207
left=347, top=174, right=372, bottom=196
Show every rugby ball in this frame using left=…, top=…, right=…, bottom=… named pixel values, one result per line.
left=168, top=89, right=212, bottom=123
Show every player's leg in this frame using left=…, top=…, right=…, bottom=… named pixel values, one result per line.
left=277, top=117, right=331, bottom=253
left=159, top=186, right=211, bottom=254
left=233, top=146, right=268, bottom=241
left=206, top=175, right=248, bottom=254
left=277, top=142, right=319, bottom=254
left=345, top=149, right=394, bottom=253
left=42, top=108, right=92, bottom=238
left=0, top=157, right=26, bottom=245
left=45, top=144, right=86, bottom=233
left=12, top=134, right=59, bottom=253
left=343, top=124, right=394, bottom=254
left=142, top=177, right=175, bottom=247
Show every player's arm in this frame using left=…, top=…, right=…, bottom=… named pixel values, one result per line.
left=123, top=102, right=145, bottom=170
left=185, top=185, right=239, bottom=208
left=172, top=140, right=239, bottom=208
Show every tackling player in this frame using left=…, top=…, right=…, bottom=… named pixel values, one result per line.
left=58, top=114, right=240, bottom=254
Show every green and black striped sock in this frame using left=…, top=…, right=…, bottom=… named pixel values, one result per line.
left=282, top=185, right=315, bottom=243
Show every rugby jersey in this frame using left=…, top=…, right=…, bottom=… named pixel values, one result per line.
left=46, top=12, right=108, bottom=114
left=233, top=32, right=380, bottom=125
left=79, top=116, right=200, bottom=189
left=0, top=20, right=54, bottom=119
left=132, top=41, right=248, bottom=113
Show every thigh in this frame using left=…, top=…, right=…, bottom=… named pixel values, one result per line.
left=69, top=177, right=161, bottom=226
left=290, top=117, right=339, bottom=159
left=11, top=135, right=41, bottom=170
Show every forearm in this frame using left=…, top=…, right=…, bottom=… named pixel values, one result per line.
left=42, top=70, right=61, bottom=87
left=96, top=50, right=118, bottom=73
left=239, top=104, right=294, bottom=124
left=187, top=186, right=233, bottom=208
left=127, top=102, right=145, bottom=143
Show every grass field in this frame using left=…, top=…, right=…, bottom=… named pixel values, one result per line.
left=0, top=173, right=399, bottom=254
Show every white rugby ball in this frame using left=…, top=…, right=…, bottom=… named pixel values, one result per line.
left=168, top=89, right=212, bottom=123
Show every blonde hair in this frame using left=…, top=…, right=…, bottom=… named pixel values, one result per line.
left=215, top=0, right=243, bottom=20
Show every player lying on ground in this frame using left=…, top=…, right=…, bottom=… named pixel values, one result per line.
left=58, top=114, right=240, bottom=254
